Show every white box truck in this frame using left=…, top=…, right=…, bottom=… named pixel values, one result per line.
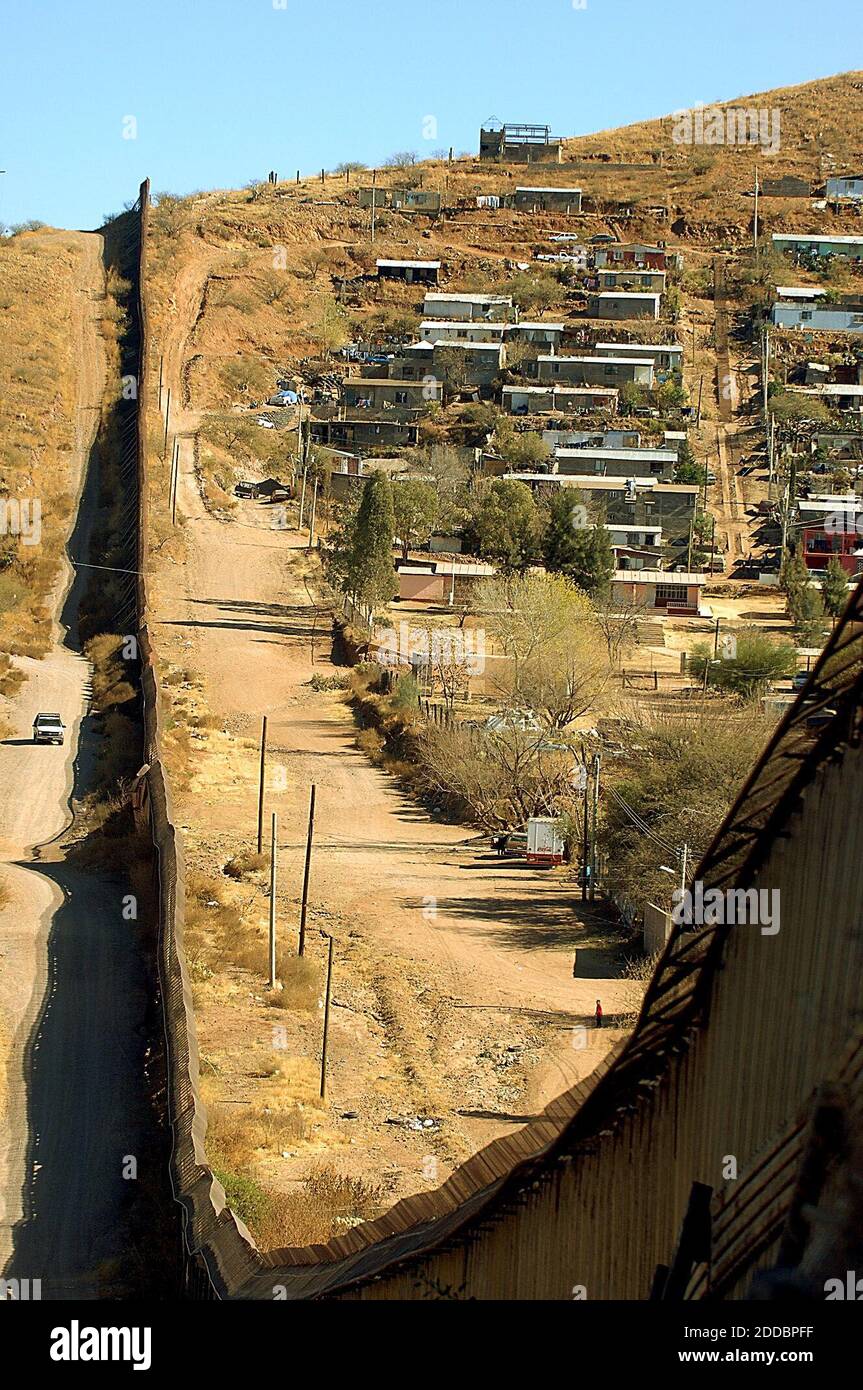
left=526, top=817, right=564, bottom=866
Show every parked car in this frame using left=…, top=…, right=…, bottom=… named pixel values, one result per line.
left=235, top=481, right=261, bottom=499
left=33, top=713, right=65, bottom=745
left=792, top=671, right=811, bottom=692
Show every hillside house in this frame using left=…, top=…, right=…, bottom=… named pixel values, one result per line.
left=502, top=384, right=619, bottom=415
left=505, top=322, right=566, bottom=350
left=760, top=175, right=811, bottom=198
left=422, top=291, right=512, bottom=322
left=401, top=340, right=505, bottom=388
left=376, top=258, right=441, bottom=284
left=553, top=446, right=676, bottom=479
left=588, top=291, right=661, bottom=321
left=542, top=428, right=641, bottom=449
left=359, top=188, right=443, bottom=214
left=593, top=243, right=680, bottom=271
left=826, top=174, right=863, bottom=202
left=536, top=354, right=654, bottom=386
left=397, top=557, right=497, bottom=604
left=771, top=302, right=863, bottom=334
left=343, top=378, right=443, bottom=410
left=500, top=475, right=698, bottom=536
left=310, top=417, right=420, bottom=451
left=594, top=341, right=683, bottom=373
left=420, top=320, right=507, bottom=345
left=772, top=233, right=863, bottom=262
left=479, top=123, right=563, bottom=164
left=611, top=569, right=706, bottom=616
left=511, top=186, right=582, bottom=213
left=597, top=269, right=667, bottom=294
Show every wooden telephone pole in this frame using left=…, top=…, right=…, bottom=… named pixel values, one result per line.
left=298, top=785, right=317, bottom=957
left=256, top=716, right=268, bottom=854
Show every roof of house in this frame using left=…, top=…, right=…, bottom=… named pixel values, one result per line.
left=537, top=354, right=654, bottom=366
left=420, top=319, right=506, bottom=332
left=773, top=233, right=863, bottom=247
left=502, top=384, right=619, bottom=396
left=613, top=569, right=706, bottom=584
left=593, top=291, right=662, bottom=302
left=595, top=341, right=683, bottom=354
left=508, top=321, right=566, bottom=331
left=345, top=377, right=440, bottom=389
left=554, top=446, right=676, bottom=463
left=776, top=286, right=828, bottom=298
left=515, top=186, right=582, bottom=195
left=377, top=259, right=441, bottom=270
left=423, top=291, right=511, bottom=304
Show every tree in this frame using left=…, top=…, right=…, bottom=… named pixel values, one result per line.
left=783, top=551, right=828, bottom=643
left=347, top=474, right=397, bottom=610
left=417, top=445, right=472, bottom=532
left=392, top=479, right=439, bottom=560
left=493, top=419, right=551, bottom=470
left=822, top=555, right=850, bottom=620
left=433, top=346, right=474, bottom=399
left=465, top=480, right=542, bottom=570
left=477, top=572, right=611, bottom=727
left=689, top=629, right=797, bottom=698
left=543, top=493, right=615, bottom=597
left=420, top=724, right=576, bottom=831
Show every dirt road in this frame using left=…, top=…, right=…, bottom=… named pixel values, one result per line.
left=0, top=232, right=157, bottom=1295
left=149, top=330, right=632, bottom=1199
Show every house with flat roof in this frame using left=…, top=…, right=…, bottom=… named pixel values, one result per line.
left=376, top=258, right=441, bottom=284
left=588, top=291, right=661, bottom=321
left=500, top=474, right=698, bottom=535
left=422, top=291, right=512, bottom=322
left=611, top=569, right=706, bottom=616
left=502, top=384, right=619, bottom=415
left=593, top=243, right=680, bottom=271
left=771, top=303, right=863, bottom=334
left=536, top=354, right=654, bottom=386
left=400, top=340, right=505, bottom=388
left=420, top=320, right=507, bottom=345
left=775, top=286, right=828, bottom=302
left=511, top=186, right=582, bottom=213
left=543, top=428, right=641, bottom=449
left=594, top=341, right=683, bottom=372
left=826, top=175, right=863, bottom=202
left=343, top=377, right=443, bottom=410
left=772, top=233, right=863, bottom=261
left=479, top=123, right=563, bottom=164
left=554, top=446, right=676, bottom=479
left=597, top=269, right=667, bottom=294
left=359, top=188, right=443, bottom=214
left=505, top=322, right=565, bottom=349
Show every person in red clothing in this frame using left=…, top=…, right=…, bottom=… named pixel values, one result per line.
left=595, top=999, right=603, bottom=1029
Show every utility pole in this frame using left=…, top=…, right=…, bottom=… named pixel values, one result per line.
left=308, top=479, right=319, bottom=549
left=763, top=329, right=770, bottom=416
left=158, top=354, right=164, bottom=408
left=753, top=164, right=759, bottom=250
left=298, top=784, right=317, bottom=958
left=696, top=374, right=704, bottom=427
left=298, top=468, right=308, bottom=531
left=256, top=715, right=268, bottom=854
left=680, top=843, right=690, bottom=899
left=269, top=813, right=278, bottom=990
left=171, top=440, right=179, bottom=525
left=580, top=758, right=590, bottom=902
left=589, top=752, right=601, bottom=902
left=371, top=169, right=377, bottom=244
left=713, top=615, right=721, bottom=658
left=320, top=932, right=334, bottom=1100
left=162, top=387, right=171, bottom=459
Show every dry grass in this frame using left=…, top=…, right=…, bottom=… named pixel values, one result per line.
left=0, top=232, right=84, bottom=660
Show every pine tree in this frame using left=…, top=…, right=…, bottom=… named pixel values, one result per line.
left=349, top=473, right=397, bottom=610
left=543, top=493, right=615, bottom=596
left=822, top=555, right=850, bottom=620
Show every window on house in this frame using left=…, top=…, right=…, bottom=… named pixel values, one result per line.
left=655, top=583, right=688, bottom=606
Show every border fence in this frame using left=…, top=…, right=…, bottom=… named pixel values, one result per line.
left=132, top=179, right=863, bottom=1301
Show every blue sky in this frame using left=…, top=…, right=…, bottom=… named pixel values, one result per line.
left=0, top=0, right=860, bottom=230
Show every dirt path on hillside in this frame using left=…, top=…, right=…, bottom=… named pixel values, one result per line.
left=0, top=231, right=105, bottom=1272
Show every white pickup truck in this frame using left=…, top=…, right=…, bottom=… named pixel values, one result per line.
left=33, top=713, right=66, bottom=746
